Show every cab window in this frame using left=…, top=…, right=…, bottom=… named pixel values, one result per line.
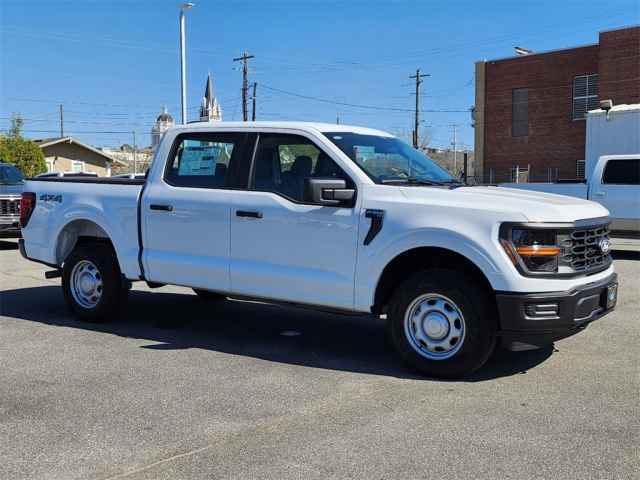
left=602, top=159, right=640, bottom=185
left=165, top=133, right=249, bottom=188
left=251, top=133, right=351, bottom=202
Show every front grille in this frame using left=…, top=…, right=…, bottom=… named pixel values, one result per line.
left=562, top=224, right=611, bottom=273
left=0, top=198, right=20, bottom=216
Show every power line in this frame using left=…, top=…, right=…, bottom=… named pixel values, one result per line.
left=260, top=84, right=469, bottom=113
left=13, top=129, right=136, bottom=134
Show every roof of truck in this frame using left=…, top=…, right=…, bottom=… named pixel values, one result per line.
left=175, top=121, right=395, bottom=137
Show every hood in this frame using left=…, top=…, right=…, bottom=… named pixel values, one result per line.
left=399, top=185, right=609, bottom=223
left=0, top=183, right=24, bottom=196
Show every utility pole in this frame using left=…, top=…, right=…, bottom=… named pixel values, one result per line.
left=410, top=68, right=430, bottom=149
left=251, top=82, right=257, bottom=121
left=132, top=131, right=137, bottom=174
left=463, top=151, right=468, bottom=184
left=59, top=104, right=64, bottom=138
left=179, top=3, right=194, bottom=125
left=451, top=124, right=458, bottom=174
left=233, top=51, right=255, bottom=121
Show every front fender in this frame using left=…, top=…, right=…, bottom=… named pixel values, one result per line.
left=354, top=227, right=507, bottom=312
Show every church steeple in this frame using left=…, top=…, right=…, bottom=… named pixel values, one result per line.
left=200, top=72, right=222, bottom=122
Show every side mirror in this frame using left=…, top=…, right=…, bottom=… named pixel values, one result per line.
left=304, top=178, right=355, bottom=206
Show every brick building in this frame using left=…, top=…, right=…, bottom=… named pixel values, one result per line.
left=474, top=26, right=639, bottom=183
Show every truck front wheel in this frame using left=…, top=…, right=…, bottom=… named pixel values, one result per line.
left=387, top=269, right=496, bottom=378
left=62, top=242, right=127, bottom=322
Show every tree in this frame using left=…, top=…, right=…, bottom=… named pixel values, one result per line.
left=0, top=115, right=47, bottom=177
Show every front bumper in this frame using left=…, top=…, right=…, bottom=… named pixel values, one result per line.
left=0, top=217, right=21, bottom=238
left=496, top=273, right=618, bottom=348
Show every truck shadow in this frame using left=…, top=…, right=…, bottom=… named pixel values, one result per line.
left=0, top=285, right=554, bottom=382
left=611, top=250, right=640, bottom=261
left=0, top=240, right=19, bottom=250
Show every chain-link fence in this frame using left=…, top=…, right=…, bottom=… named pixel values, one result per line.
left=464, top=166, right=584, bottom=186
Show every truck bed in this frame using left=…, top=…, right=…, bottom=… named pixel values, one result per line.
left=29, top=177, right=146, bottom=186
left=22, top=177, right=144, bottom=279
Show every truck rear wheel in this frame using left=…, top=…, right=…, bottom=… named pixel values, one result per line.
left=387, top=268, right=496, bottom=378
left=62, top=242, right=127, bottom=322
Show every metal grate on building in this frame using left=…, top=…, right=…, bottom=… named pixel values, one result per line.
left=572, top=74, right=599, bottom=120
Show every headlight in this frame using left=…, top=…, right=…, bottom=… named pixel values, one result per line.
left=500, top=226, right=562, bottom=273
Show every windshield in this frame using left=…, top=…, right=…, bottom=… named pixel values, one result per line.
left=324, top=132, right=455, bottom=184
left=0, top=164, right=24, bottom=184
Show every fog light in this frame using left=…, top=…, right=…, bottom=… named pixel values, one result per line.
left=524, top=303, right=559, bottom=320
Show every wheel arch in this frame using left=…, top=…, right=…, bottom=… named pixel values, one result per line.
left=372, top=246, right=496, bottom=315
left=55, top=218, right=117, bottom=266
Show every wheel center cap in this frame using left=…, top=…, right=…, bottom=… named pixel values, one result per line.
left=423, top=312, right=449, bottom=340
left=80, top=273, right=96, bottom=294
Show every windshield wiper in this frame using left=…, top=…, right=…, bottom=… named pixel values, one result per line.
left=381, top=177, right=448, bottom=186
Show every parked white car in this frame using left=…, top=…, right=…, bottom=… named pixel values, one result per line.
left=18, top=122, right=618, bottom=378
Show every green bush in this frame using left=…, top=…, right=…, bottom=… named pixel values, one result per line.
left=0, top=116, right=47, bottom=177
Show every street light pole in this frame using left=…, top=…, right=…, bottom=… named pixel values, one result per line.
left=179, top=3, right=194, bottom=125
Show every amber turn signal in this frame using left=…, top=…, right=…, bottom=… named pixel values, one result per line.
left=515, top=245, right=561, bottom=257
left=500, top=239, right=519, bottom=265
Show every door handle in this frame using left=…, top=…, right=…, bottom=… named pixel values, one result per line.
left=150, top=204, right=173, bottom=211
left=236, top=210, right=263, bottom=219
left=594, top=191, right=606, bottom=197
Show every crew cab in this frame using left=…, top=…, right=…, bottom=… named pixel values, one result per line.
left=18, top=122, right=619, bottom=378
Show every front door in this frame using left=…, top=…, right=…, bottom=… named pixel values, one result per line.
left=142, top=131, right=252, bottom=291
left=230, top=133, right=360, bottom=310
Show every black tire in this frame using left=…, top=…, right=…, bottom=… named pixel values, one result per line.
left=192, top=288, right=226, bottom=302
left=62, top=242, right=128, bottom=322
left=387, top=268, right=496, bottom=378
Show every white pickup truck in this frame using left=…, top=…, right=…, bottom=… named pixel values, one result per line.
left=502, top=155, right=640, bottom=242
left=19, top=122, right=618, bottom=378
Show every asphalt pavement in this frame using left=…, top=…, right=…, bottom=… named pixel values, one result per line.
left=1, top=239, right=638, bottom=480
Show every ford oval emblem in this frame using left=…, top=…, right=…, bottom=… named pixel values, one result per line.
left=598, top=238, right=611, bottom=254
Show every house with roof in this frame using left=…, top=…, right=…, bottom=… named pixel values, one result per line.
left=33, top=137, right=125, bottom=176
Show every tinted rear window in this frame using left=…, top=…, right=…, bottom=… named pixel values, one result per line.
left=602, top=159, right=640, bottom=185
left=0, top=164, right=24, bottom=184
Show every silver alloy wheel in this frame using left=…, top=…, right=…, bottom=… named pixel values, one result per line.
left=403, top=293, right=466, bottom=360
left=70, top=260, right=103, bottom=309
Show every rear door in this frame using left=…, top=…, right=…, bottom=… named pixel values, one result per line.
left=229, top=132, right=360, bottom=310
left=596, top=158, right=640, bottom=233
left=142, top=131, right=252, bottom=290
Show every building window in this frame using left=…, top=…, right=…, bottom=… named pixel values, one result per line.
left=512, top=88, right=528, bottom=137
left=576, top=160, right=585, bottom=179
left=572, top=74, right=599, bottom=120
left=71, top=160, right=84, bottom=173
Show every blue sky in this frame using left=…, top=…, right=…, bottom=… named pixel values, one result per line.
left=1, top=0, right=638, bottom=149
